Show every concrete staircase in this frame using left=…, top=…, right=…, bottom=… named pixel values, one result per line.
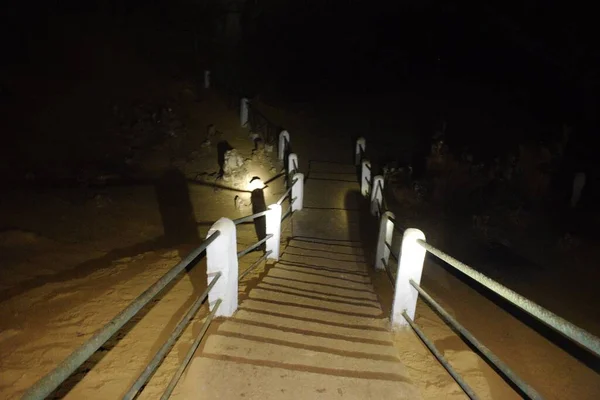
left=174, top=161, right=420, bottom=399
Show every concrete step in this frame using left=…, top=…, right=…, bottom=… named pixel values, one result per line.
left=232, top=308, right=393, bottom=344
left=202, top=334, right=408, bottom=377
left=174, top=358, right=420, bottom=400
left=265, top=267, right=374, bottom=292
left=219, top=319, right=399, bottom=358
left=249, top=286, right=382, bottom=317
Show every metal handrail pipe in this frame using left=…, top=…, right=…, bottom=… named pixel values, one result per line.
left=239, top=251, right=272, bottom=281
left=122, top=272, right=222, bottom=399
left=281, top=207, right=293, bottom=222
left=416, top=239, right=600, bottom=358
left=276, top=187, right=293, bottom=205
left=381, top=258, right=396, bottom=286
left=160, top=298, right=222, bottom=400
left=410, top=279, right=544, bottom=399
left=402, top=310, right=479, bottom=400
left=237, top=234, right=273, bottom=259
left=387, top=216, right=405, bottom=234
left=22, top=231, right=221, bottom=400
left=384, top=241, right=399, bottom=261
left=233, top=210, right=269, bottom=225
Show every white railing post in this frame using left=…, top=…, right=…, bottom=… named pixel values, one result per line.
left=240, top=97, right=249, bottom=127
left=279, top=130, right=290, bottom=162
left=370, top=175, right=384, bottom=216
left=204, top=70, right=211, bottom=89
left=375, top=211, right=396, bottom=270
left=355, top=137, right=366, bottom=165
left=206, top=218, right=238, bottom=317
left=265, top=204, right=282, bottom=260
left=361, top=159, right=371, bottom=197
left=291, top=173, right=304, bottom=211
left=391, top=228, right=426, bottom=329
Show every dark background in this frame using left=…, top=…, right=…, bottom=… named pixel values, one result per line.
left=2, top=0, right=598, bottom=199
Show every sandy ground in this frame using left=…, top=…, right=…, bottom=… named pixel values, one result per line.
left=0, top=90, right=287, bottom=399
left=2, top=86, right=599, bottom=399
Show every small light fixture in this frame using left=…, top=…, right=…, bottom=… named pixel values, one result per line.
left=248, top=176, right=265, bottom=191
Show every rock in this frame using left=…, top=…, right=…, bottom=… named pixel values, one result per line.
left=234, top=195, right=243, bottom=210
left=207, top=124, right=216, bottom=137
left=254, top=138, right=265, bottom=150
left=252, top=148, right=265, bottom=159
left=194, top=172, right=209, bottom=180
left=201, top=139, right=211, bottom=148
left=221, top=174, right=231, bottom=182
left=93, top=194, right=113, bottom=208
left=265, top=144, right=274, bottom=153
left=223, top=149, right=245, bottom=174
left=269, top=167, right=277, bottom=174
left=249, top=132, right=260, bottom=141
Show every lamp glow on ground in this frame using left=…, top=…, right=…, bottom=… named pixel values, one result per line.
left=247, top=176, right=265, bottom=191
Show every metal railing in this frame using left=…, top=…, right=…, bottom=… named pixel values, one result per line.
left=122, top=271, right=223, bottom=400
left=238, top=234, right=273, bottom=258
left=21, top=82, right=306, bottom=400
left=247, top=102, right=279, bottom=144
left=401, top=309, right=479, bottom=400
left=356, top=137, right=600, bottom=400
left=239, top=251, right=272, bottom=281
left=416, top=239, right=600, bottom=358
left=233, top=210, right=269, bottom=225
left=160, top=298, right=222, bottom=400
left=22, top=232, right=222, bottom=400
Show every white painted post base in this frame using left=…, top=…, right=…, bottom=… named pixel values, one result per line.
left=355, top=137, right=366, bottom=166
left=204, top=70, right=211, bottom=89
left=206, top=218, right=238, bottom=317
left=375, top=211, right=396, bottom=270
left=279, top=130, right=290, bottom=162
left=291, top=173, right=304, bottom=212
left=361, top=159, right=371, bottom=197
left=266, top=204, right=282, bottom=260
left=240, top=98, right=249, bottom=127
left=370, top=175, right=384, bottom=216
left=391, top=228, right=426, bottom=329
